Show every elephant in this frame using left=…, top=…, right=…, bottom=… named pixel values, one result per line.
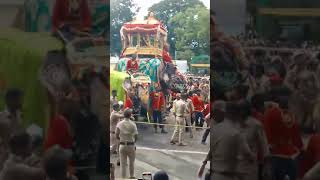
left=116, top=58, right=179, bottom=95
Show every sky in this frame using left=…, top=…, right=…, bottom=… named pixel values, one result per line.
left=133, top=0, right=210, bottom=20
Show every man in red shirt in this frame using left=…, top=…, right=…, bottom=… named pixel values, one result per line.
left=126, top=55, right=139, bottom=73
left=124, top=92, right=134, bottom=109
left=162, top=44, right=173, bottom=64
left=264, top=96, right=303, bottom=180
left=192, top=90, right=205, bottom=128
left=150, top=88, right=167, bottom=133
left=44, top=98, right=75, bottom=151
left=52, top=0, right=92, bottom=40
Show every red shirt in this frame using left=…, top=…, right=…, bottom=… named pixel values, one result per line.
left=192, top=95, right=204, bottom=112
left=203, top=103, right=210, bottom=117
left=264, top=107, right=303, bottom=157
left=150, top=91, right=165, bottom=111
left=163, top=50, right=173, bottom=64
left=44, top=115, right=73, bottom=151
left=126, top=59, right=139, bottom=72
left=299, top=134, right=320, bottom=177
left=124, top=97, right=133, bottom=109
left=52, top=0, right=92, bottom=32
left=171, top=91, right=176, bottom=99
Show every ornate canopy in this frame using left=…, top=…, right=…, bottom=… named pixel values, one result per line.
left=120, top=13, right=168, bottom=56
left=120, top=13, right=167, bottom=36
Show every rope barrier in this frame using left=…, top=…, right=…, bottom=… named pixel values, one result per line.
left=75, top=166, right=96, bottom=170
left=134, top=121, right=209, bottom=129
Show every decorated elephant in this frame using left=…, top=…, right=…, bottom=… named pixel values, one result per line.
left=211, top=13, right=248, bottom=99
left=116, top=58, right=179, bottom=95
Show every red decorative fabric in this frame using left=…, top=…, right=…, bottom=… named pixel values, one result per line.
left=163, top=50, right=173, bottom=64
left=52, top=0, right=92, bottom=32
left=44, top=115, right=73, bottom=151
left=126, top=59, right=139, bottom=72
left=124, top=97, right=133, bottom=109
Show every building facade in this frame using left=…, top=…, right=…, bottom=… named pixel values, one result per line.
left=248, top=0, right=320, bottom=41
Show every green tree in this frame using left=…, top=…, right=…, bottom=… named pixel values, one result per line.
left=169, top=5, right=210, bottom=60
left=148, top=0, right=205, bottom=56
left=110, top=0, right=139, bottom=55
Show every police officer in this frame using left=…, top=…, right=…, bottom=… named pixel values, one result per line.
left=170, top=93, right=188, bottom=146
left=210, top=102, right=255, bottom=180
left=116, top=108, right=138, bottom=179
left=182, top=93, right=194, bottom=138
left=110, top=103, right=123, bottom=154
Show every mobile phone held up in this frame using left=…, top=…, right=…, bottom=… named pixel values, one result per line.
left=142, top=172, right=152, bottom=180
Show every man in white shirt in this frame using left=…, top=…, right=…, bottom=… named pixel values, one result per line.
left=110, top=103, right=123, bottom=154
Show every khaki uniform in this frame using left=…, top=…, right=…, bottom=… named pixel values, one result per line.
left=210, top=119, right=253, bottom=180
left=116, top=118, right=138, bottom=178
left=110, top=111, right=123, bottom=153
left=237, top=117, right=269, bottom=180
left=185, top=98, right=194, bottom=137
left=0, top=110, right=23, bottom=170
left=0, top=153, right=43, bottom=180
left=171, top=99, right=188, bottom=144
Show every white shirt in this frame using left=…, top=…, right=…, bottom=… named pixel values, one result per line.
left=116, top=118, right=138, bottom=142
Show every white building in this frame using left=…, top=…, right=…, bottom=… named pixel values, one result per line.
left=173, top=60, right=188, bottom=73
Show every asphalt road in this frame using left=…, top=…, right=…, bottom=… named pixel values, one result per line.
left=111, top=113, right=210, bottom=180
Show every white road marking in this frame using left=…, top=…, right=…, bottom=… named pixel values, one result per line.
left=136, top=146, right=208, bottom=155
